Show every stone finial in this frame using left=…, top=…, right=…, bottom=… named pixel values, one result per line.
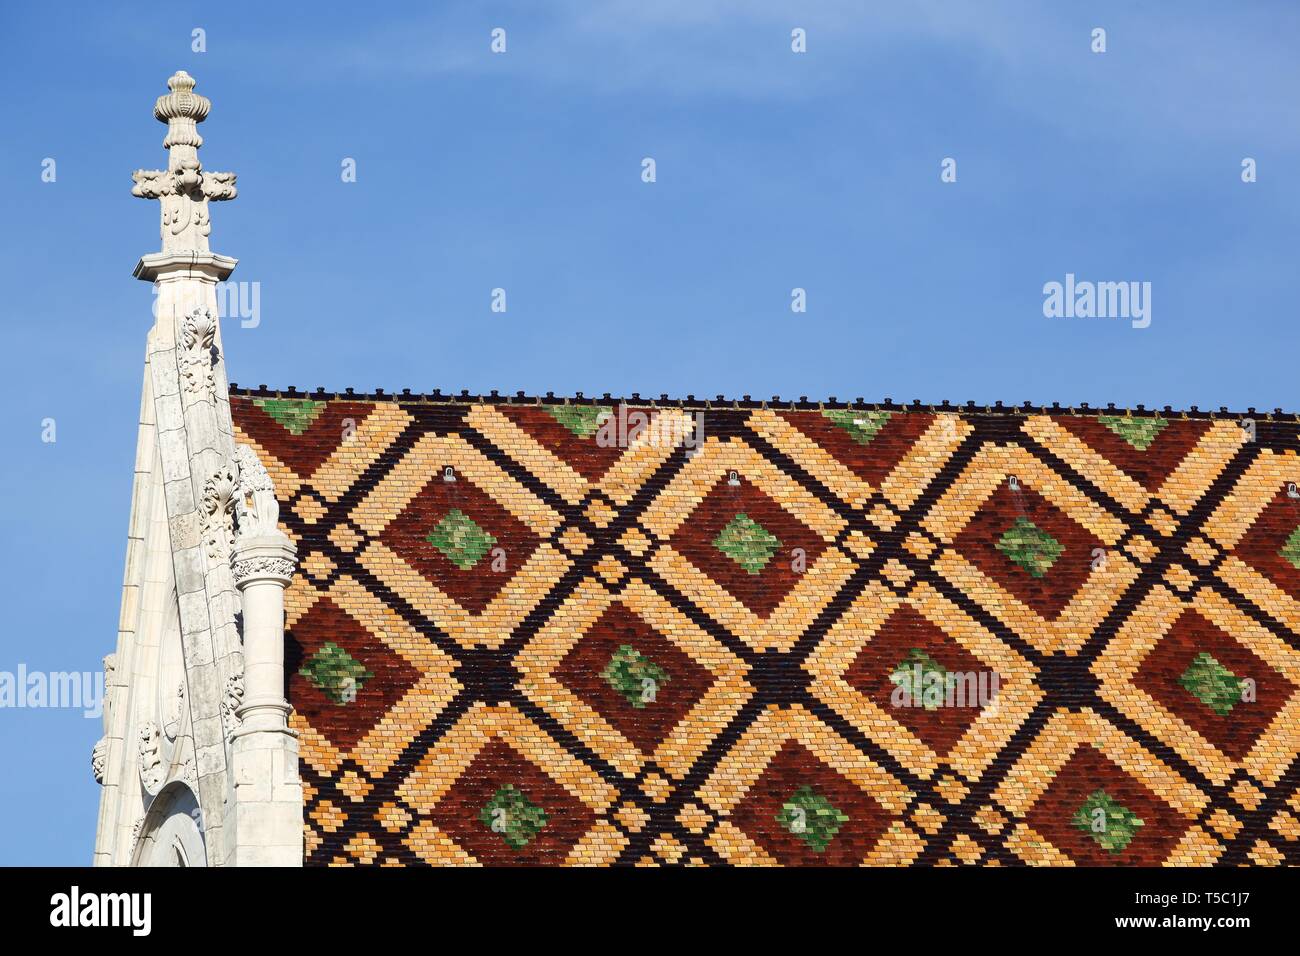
left=131, top=71, right=237, bottom=255
left=154, top=70, right=211, bottom=149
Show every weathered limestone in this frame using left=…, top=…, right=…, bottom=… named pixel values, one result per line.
left=227, top=532, right=302, bottom=866
left=94, top=71, right=303, bottom=867
left=226, top=443, right=301, bottom=865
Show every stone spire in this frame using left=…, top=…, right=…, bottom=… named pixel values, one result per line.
left=131, top=70, right=238, bottom=256
left=99, top=69, right=246, bottom=866
left=129, top=71, right=301, bottom=866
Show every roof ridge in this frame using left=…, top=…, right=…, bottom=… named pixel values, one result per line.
left=226, top=385, right=1294, bottom=421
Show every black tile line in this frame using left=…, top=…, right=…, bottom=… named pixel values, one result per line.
left=906, top=560, right=1046, bottom=668
left=799, top=695, right=940, bottom=805
left=1219, top=753, right=1300, bottom=866
left=286, top=433, right=646, bottom=672
left=307, top=691, right=480, bottom=863
left=617, top=809, right=725, bottom=865
left=675, top=828, right=726, bottom=866
left=906, top=695, right=1064, bottom=866
left=1065, top=548, right=1180, bottom=667
left=320, top=681, right=665, bottom=867
left=1015, top=433, right=1262, bottom=671
left=311, top=781, right=417, bottom=865
left=275, top=410, right=438, bottom=536
left=904, top=529, right=1254, bottom=862
left=589, top=591, right=932, bottom=861
left=1185, top=771, right=1252, bottom=844
left=281, top=569, right=480, bottom=788
left=607, top=696, right=775, bottom=866
left=732, top=418, right=877, bottom=526
left=1206, top=576, right=1300, bottom=655
left=910, top=567, right=1222, bottom=827
left=505, top=683, right=662, bottom=798
left=1056, top=438, right=1266, bottom=669
left=1013, top=428, right=1171, bottom=527
left=458, top=427, right=587, bottom=525
left=1185, top=766, right=1290, bottom=864
left=778, top=561, right=895, bottom=667
left=306, top=556, right=1176, bottom=861
left=297, top=540, right=466, bottom=664
left=777, top=556, right=1281, bottom=868
left=594, top=560, right=953, bottom=846
left=257, top=399, right=1299, bottom=558
left=615, top=556, right=761, bottom=668
left=611, top=465, right=884, bottom=673
left=1153, top=497, right=1300, bottom=654
left=1086, top=696, right=1223, bottom=799
left=528, top=438, right=793, bottom=668
left=733, top=416, right=1044, bottom=671
left=736, top=414, right=976, bottom=549
left=965, top=814, right=1023, bottom=866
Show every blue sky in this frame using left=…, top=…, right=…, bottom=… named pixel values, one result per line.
left=0, top=1, right=1297, bottom=864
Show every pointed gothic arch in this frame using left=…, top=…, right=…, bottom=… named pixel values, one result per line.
left=131, top=781, right=206, bottom=867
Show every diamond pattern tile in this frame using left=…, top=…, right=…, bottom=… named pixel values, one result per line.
left=232, top=394, right=1300, bottom=866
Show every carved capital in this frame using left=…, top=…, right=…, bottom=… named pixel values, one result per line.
left=231, top=527, right=297, bottom=588
left=231, top=553, right=296, bottom=587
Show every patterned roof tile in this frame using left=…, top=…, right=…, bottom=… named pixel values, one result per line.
left=232, top=390, right=1300, bottom=867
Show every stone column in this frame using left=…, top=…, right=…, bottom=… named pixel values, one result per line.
left=227, top=531, right=302, bottom=866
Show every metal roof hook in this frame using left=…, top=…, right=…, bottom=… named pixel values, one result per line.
left=443, top=465, right=456, bottom=483
left=727, top=470, right=741, bottom=487
left=1008, top=475, right=1020, bottom=492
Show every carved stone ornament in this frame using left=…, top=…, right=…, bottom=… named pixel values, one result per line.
left=101, top=652, right=118, bottom=728
left=138, top=721, right=164, bottom=796
left=231, top=555, right=296, bottom=585
left=201, top=461, right=238, bottom=561
left=91, top=737, right=109, bottom=785
left=163, top=681, right=185, bottom=742
left=131, top=71, right=237, bottom=255
left=180, top=306, right=218, bottom=398
left=221, top=671, right=244, bottom=737
left=235, top=443, right=280, bottom=537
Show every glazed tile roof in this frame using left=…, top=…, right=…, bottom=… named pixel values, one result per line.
left=229, top=386, right=1300, bottom=866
